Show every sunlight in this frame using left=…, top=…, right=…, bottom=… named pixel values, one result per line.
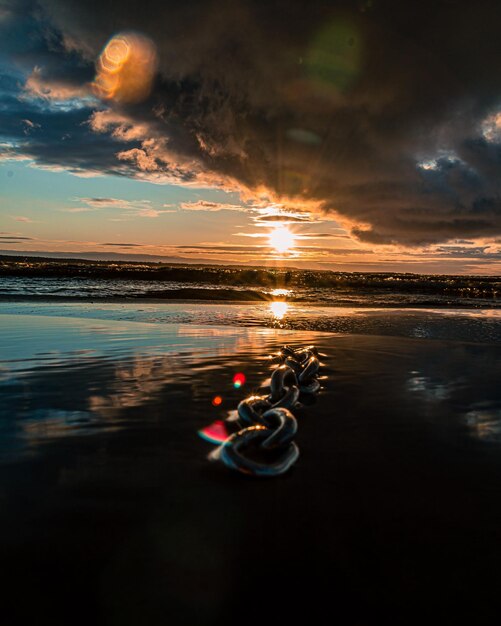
left=271, top=288, right=292, bottom=297
left=268, top=226, right=296, bottom=253
left=269, top=301, right=289, bottom=319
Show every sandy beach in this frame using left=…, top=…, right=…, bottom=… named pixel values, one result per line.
left=2, top=306, right=501, bottom=624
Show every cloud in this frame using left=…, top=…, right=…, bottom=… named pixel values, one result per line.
left=133, top=207, right=176, bottom=218
left=76, top=197, right=147, bottom=209
left=179, top=200, right=246, bottom=212
left=0, top=235, right=33, bottom=240
left=175, top=244, right=267, bottom=252
left=10, top=216, right=36, bottom=223
left=101, top=242, right=144, bottom=247
left=172, top=243, right=367, bottom=256
left=0, top=235, right=34, bottom=243
left=296, top=232, right=341, bottom=239
left=234, top=230, right=346, bottom=241
left=255, top=214, right=313, bottom=223
left=24, top=66, right=91, bottom=101
left=59, top=207, right=96, bottom=213
left=64, top=196, right=176, bottom=217
left=4, top=1, right=501, bottom=244
left=21, top=118, right=41, bottom=134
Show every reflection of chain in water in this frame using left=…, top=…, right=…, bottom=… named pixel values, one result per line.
left=200, top=345, right=322, bottom=477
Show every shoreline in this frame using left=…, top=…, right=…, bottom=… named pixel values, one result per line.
left=2, top=300, right=501, bottom=345
left=1, top=293, right=501, bottom=309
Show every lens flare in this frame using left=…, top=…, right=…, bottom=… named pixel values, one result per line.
left=268, top=226, right=295, bottom=253
left=198, top=420, right=229, bottom=444
left=305, top=20, right=362, bottom=95
left=211, top=395, right=223, bottom=407
left=233, top=372, right=246, bottom=388
left=93, top=32, right=158, bottom=103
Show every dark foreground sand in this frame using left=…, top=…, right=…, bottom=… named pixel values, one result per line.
left=1, top=313, right=501, bottom=625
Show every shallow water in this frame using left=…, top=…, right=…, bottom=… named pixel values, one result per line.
left=0, top=314, right=327, bottom=459
left=2, top=300, right=501, bottom=343
left=2, top=311, right=501, bottom=624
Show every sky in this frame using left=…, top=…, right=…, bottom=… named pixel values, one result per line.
left=2, top=0, right=501, bottom=273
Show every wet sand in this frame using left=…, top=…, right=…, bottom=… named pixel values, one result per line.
left=2, top=300, right=501, bottom=343
left=2, top=312, right=501, bottom=624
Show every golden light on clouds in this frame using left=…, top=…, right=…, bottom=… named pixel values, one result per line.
left=93, top=32, right=158, bottom=103
left=268, top=226, right=296, bottom=253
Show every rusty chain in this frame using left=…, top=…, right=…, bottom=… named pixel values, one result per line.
left=202, top=345, right=321, bottom=477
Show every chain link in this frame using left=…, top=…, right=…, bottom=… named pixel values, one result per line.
left=203, top=345, right=322, bottom=477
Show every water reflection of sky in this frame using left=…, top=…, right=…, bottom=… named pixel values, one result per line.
left=2, top=310, right=501, bottom=461
left=0, top=314, right=327, bottom=457
left=406, top=371, right=451, bottom=401
left=2, top=302, right=501, bottom=344
left=0, top=314, right=292, bottom=372
left=465, top=405, right=501, bottom=442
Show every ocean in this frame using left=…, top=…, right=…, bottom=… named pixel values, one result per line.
left=1, top=257, right=500, bottom=308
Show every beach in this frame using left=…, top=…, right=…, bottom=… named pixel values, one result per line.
left=2, top=304, right=501, bottom=624
left=4, top=0, right=501, bottom=621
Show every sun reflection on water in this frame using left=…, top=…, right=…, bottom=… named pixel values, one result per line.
left=271, top=288, right=291, bottom=297
left=269, top=301, right=289, bottom=320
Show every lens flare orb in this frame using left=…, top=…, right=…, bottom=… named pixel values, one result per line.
left=211, top=395, right=223, bottom=407
left=93, top=32, right=158, bottom=103
left=198, top=420, right=229, bottom=444
left=233, top=372, right=246, bottom=389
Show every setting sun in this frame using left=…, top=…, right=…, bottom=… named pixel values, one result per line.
left=268, top=226, right=295, bottom=253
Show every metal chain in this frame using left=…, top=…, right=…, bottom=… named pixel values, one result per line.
left=201, top=345, right=322, bottom=477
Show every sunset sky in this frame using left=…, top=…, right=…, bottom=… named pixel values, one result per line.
left=2, top=0, right=501, bottom=274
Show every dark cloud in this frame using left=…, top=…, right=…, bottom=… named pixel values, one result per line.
left=0, top=235, right=33, bottom=240
left=101, top=242, right=144, bottom=247
left=86, top=198, right=117, bottom=205
left=418, top=246, right=501, bottom=260
left=256, top=215, right=312, bottom=223
left=4, top=1, right=501, bottom=243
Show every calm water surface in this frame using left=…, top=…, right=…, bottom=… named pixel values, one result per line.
left=2, top=310, right=501, bottom=624
left=2, top=300, right=501, bottom=342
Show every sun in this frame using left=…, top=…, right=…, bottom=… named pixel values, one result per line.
left=268, top=226, right=295, bottom=253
